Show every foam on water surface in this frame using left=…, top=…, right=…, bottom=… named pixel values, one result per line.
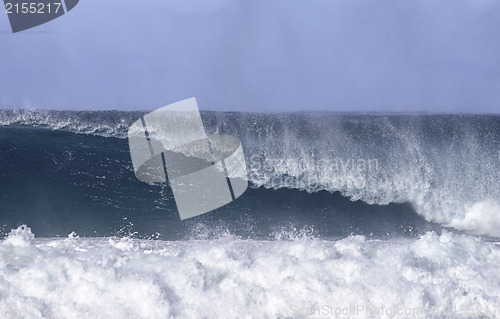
left=1, top=225, right=499, bottom=318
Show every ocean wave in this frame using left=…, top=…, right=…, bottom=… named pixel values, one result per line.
left=212, top=113, right=500, bottom=237
left=1, top=110, right=499, bottom=237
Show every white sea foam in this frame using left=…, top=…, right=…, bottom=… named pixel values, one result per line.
left=448, top=199, right=500, bottom=238
left=2, top=224, right=35, bottom=247
left=1, top=225, right=499, bottom=318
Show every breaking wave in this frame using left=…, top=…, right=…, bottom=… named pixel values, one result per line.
left=0, top=110, right=499, bottom=237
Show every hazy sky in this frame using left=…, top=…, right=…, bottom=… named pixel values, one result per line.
left=1, top=0, right=499, bottom=113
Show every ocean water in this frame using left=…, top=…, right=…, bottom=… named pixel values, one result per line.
left=0, top=110, right=499, bottom=318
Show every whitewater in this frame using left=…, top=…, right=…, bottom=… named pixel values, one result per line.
left=0, top=110, right=499, bottom=318
left=1, top=225, right=500, bottom=319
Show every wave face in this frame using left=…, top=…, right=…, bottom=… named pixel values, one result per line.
left=0, top=110, right=499, bottom=238
left=206, top=112, right=500, bottom=238
left=1, top=225, right=500, bottom=319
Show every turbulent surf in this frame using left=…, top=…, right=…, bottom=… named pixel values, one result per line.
left=0, top=110, right=499, bottom=318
